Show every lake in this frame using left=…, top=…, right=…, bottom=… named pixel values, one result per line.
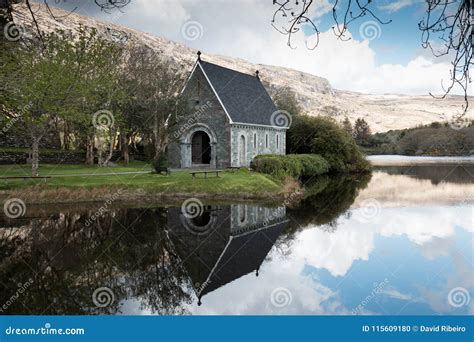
left=1, top=158, right=472, bottom=315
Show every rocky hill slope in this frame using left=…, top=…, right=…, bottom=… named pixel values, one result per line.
left=11, top=3, right=472, bottom=132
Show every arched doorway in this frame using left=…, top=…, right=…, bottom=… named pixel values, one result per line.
left=239, top=135, right=246, bottom=166
left=191, top=131, right=211, bottom=164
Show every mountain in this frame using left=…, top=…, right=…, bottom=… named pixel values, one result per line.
left=11, top=3, right=472, bottom=133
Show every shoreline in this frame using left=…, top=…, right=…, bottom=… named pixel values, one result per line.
left=0, top=184, right=302, bottom=206
left=368, top=155, right=474, bottom=166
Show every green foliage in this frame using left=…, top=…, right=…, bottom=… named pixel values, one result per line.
left=365, top=121, right=474, bottom=156
left=353, top=118, right=372, bottom=146
left=0, top=27, right=124, bottom=173
left=342, top=117, right=353, bottom=136
left=297, top=154, right=331, bottom=176
left=287, top=115, right=371, bottom=173
left=252, top=154, right=329, bottom=179
left=271, top=86, right=302, bottom=117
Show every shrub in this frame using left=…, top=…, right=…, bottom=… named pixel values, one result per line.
left=287, top=115, right=371, bottom=173
left=298, top=154, right=330, bottom=176
left=252, top=154, right=329, bottom=178
left=251, top=155, right=284, bottom=178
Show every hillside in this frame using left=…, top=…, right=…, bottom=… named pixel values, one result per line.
left=10, top=3, right=473, bottom=133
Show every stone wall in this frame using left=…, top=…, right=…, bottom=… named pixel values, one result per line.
left=230, top=124, right=286, bottom=167
left=0, top=127, right=61, bottom=149
left=230, top=205, right=286, bottom=235
left=0, top=151, right=85, bottom=165
left=168, top=66, right=232, bottom=169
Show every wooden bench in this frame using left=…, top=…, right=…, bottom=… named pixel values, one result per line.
left=190, top=170, right=220, bottom=179
left=1, top=176, right=51, bottom=183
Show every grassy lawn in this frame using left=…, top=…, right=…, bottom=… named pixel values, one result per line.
left=0, top=163, right=283, bottom=195
left=0, top=161, right=151, bottom=177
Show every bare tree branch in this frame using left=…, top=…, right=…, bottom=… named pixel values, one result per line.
left=271, top=0, right=391, bottom=49
left=419, top=0, right=472, bottom=114
left=271, top=0, right=472, bottom=114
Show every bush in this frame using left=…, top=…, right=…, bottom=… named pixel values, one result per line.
left=251, top=155, right=285, bottom=178
left=298, top=154, right=330, bottom=175
left=287, top=115, right=371, bottom=173
left=252, top=154, right=329, bottom=179
left=153, top=152, right=168, bottom=173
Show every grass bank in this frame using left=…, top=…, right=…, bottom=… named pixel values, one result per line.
left=0, top=163, right=295, bottom=204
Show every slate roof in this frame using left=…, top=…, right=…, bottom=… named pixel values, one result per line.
left=199, top=60, right=279, bottom=126
left=197, top=219, right=287, bottom=297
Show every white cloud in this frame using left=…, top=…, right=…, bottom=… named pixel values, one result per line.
left=379, top=0, right=418, bottom=13
left=111, top=1, right=463, bottom=95
left=179, top=204, right=472, bottom=314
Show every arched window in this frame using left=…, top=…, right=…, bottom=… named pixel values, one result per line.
left=265, top=133, right=268, bottom=149
left=253, top=133, right=257, bottom=150
left=276, top=134, right=279, bottom=149
left=239, top=135, right=246, bottom=166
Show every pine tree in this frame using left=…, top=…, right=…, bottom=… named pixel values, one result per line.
left=353, top=118, right=371, bottom=146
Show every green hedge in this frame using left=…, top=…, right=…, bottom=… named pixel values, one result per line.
left=251, top=154, right=329, bottom=179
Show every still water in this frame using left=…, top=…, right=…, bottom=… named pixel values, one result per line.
left=1, top=161, right=472, bottom=315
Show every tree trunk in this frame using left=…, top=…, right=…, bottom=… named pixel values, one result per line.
left=121, top=133, right=129, bottom=164
left=63, top=121, right=70, bottom=150
left=101, top=129, right=116, bottom=167
left=85, top=133, right=94, bottom=165
left=31, top=138, right=39, bottom=177
left=153, top=114, right=168, bottom=162
left=153, top=114, right=160, bottom=161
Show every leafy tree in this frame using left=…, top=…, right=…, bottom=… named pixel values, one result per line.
left=271, top=86, right=302, bottom=117
left=353, top=118, right=371, bottom=146
left=287, top=115, right=370, bottom=172
left=0, top=27, right=123, bottom=173
left=1, top=32, right=77, bottom=175
left=115, top=45, right=187, bottom=164
left=341, top=117, right=353, bottom=136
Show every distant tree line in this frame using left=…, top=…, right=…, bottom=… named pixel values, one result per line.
left=346, top=119, right=474, bottom=156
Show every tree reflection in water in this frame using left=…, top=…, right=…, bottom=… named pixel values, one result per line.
left=0, top=175, right=370, bottom=314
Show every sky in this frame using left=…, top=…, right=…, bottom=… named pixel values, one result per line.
left=51, top=0, right=468, bottom=96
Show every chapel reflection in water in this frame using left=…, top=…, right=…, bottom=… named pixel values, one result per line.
left=167, top=204, right=288, bottom=305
